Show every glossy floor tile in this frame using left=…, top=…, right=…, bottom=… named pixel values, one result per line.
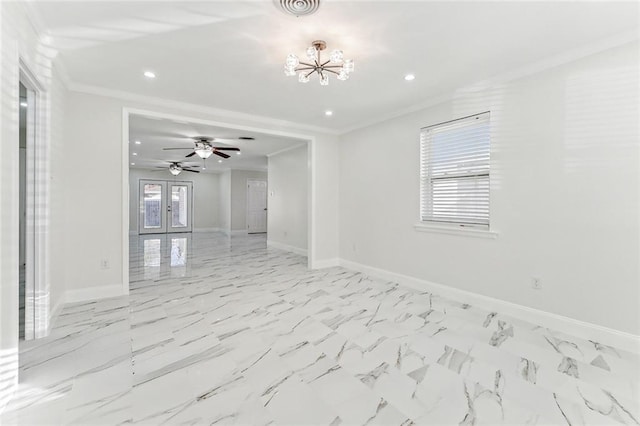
left=2, top=232, right=639, bottom=425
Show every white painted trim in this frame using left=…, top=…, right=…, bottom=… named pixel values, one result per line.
left=47, top=296, right=65, bottom=333
left=267, top=143, right=307, bottom=158
left=310, top=258, right=340, bottom=270
left=414, top=223, right=499, bottom=239
left=71, top=84, right=338, bottom=136
left=121, top=110, right=130, bottom=296
left=267, top=240, right=308, bottom=257
left=339, top=259, right=640, bottom=354
left=193, top=227, right=222, bottom=233
left=64, top=284, right=125, bottom=304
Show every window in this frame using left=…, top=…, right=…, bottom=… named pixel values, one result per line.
left=420, top=112, right=490, bottom=228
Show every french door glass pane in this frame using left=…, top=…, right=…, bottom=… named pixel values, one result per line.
left=143, top=184, right=163, bottom=228
left=171, top=185, right=188, bottom=228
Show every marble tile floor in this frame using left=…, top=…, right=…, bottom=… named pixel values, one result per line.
left=2, top=232, right=639, bottom=425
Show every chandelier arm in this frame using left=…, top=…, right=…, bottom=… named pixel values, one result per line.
left=320, top=60, right=331, bottom=67
left=299, top=61, right=316, bottom=67
left=305, top=69, right=317, bottom=78
left=296, top=66, right=316, bottom=71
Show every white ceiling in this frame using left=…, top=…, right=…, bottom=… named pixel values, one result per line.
left=35, top=1, right=638, bottom=131
left=129, top=113, right=306, bottom=173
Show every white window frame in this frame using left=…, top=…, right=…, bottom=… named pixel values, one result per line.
left=417, top=111, right=496, bottom=238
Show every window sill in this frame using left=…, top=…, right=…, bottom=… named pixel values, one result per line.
left=413, top=222, right=499, bottom=239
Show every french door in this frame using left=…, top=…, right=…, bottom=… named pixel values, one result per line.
left=139, top=180, right=193, bottom=234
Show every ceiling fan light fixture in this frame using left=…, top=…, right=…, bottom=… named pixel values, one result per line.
left=195, top=145, right=213, bottom=159
left=169, top=163, right=182, bottom=175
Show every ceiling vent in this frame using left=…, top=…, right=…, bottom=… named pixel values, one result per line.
left=274, top=0, right=321, bottom=17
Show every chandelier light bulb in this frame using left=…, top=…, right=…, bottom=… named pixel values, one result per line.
left=343, top=59, right=354, bottom=74
left=284, top=65, right=297, bottom=77
left=286, top=54, right=299, bottom=68
left=298, top=73, right=310, bottom=83
left=306, top=46, right=317, bottom=60
left=329, top=49, right=343, bottom=63
left=320, top=74, right=329, bottom=86
left=337, top=69, right=349, bottom=81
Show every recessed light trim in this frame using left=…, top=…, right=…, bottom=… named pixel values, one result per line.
left=130, top=162, right=135, bottom=166
left=325, top=110, right=333, bottom=116
left=404, top=74, right=416, bottom=81
left=132, top=152, right=138, bottom=156
left=144, top=71, right=156, bottom=79
left=134, top=140, right=141, bottom=145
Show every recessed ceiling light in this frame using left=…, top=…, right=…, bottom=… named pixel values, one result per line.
left=130, top=162, right=135, bottom=166
left=144, top=71, right=156, bottom=79
left=218, top=159, right=222, bottom=163
left=236, top=151, right=241, bottom=155
left=135, top=140, right=141, bottom=145
left=202, top=167, right=206, bottom=170
left=404, top=74, right=416, bottom=81
left=20, top=102, right=28, bottom=107
left=325, top=110, right=333, bottom=116
left=132, top=152, right=138, bottom=156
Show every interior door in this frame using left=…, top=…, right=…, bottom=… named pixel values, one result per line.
left=139, top=180, right=167, bottom=234
left=247, top=179, right=267, bottom=234
left=167, top=182, right=193, bottom=233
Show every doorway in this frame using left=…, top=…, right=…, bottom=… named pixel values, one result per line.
left=247, top=179, right=267, bottom=234
left=139, top=179, right=193, bottom=234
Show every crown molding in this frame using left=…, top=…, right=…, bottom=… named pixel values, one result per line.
left=67, top=82, right=340, bottom=136
left=338, top=30, right=639, bottom=135
left=267, top=142, right=307, bottom=158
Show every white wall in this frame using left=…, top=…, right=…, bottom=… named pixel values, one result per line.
left=0, top=1, right=67, bottom=410
left=230, top=169, right=267, bottom=232
left=268, top=145, right=308, bottom=252
left=339, top=41, right=639, bottom=335
left=129, top=168, right=220, bottom=233
left=218, top=170, right=231, bottom=232
left=54, top=89, right=339, bottom=300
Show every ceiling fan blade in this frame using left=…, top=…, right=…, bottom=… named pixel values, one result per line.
left=183, top=169, right=200, bottom=173
left=163, top=147, right=193, bottom=150
left=185, top=151, right=197, bottom=158
left=213, top=150, right=230, bottom=159
left=212, top=147, right=240, bottom=151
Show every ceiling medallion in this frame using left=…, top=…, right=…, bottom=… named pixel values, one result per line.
left=274, top=0, right=321, bottom=17
left=284, top=40, right=354, bottom=86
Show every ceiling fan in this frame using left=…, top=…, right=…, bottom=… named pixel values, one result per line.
left=155, top=161, right=200, bottom=176
left=162, top=136, right=242, bottom=159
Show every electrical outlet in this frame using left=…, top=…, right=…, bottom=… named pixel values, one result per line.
left=100, top=259, right=110, bottom=270
left=531, top=277, right=542, bottom=290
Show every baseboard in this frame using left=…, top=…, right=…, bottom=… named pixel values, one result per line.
left=311, top=258, right=340, bottom=269
left=267, top=240, right=308, bottom=256
left=232, top=230, right=249, bottom=235
left=48, top=296, right=65, bottom=331
left=64, top=284, right=126, bottom=304
left=339, top=259, right=640, bottom=354
left=193, top=227, right=221, bottom=233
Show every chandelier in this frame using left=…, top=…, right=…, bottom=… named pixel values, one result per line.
left=284, top=40, right=354, bottom=85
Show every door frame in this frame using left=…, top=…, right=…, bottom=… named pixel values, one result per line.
left=122, top=108, right=317, bottom=294
left=19, top=59, right=49, bottom=340
left=246, top=178, right=268, bottom=234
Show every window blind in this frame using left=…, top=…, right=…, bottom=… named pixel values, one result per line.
left=420, top=112, right=490, bottom=227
